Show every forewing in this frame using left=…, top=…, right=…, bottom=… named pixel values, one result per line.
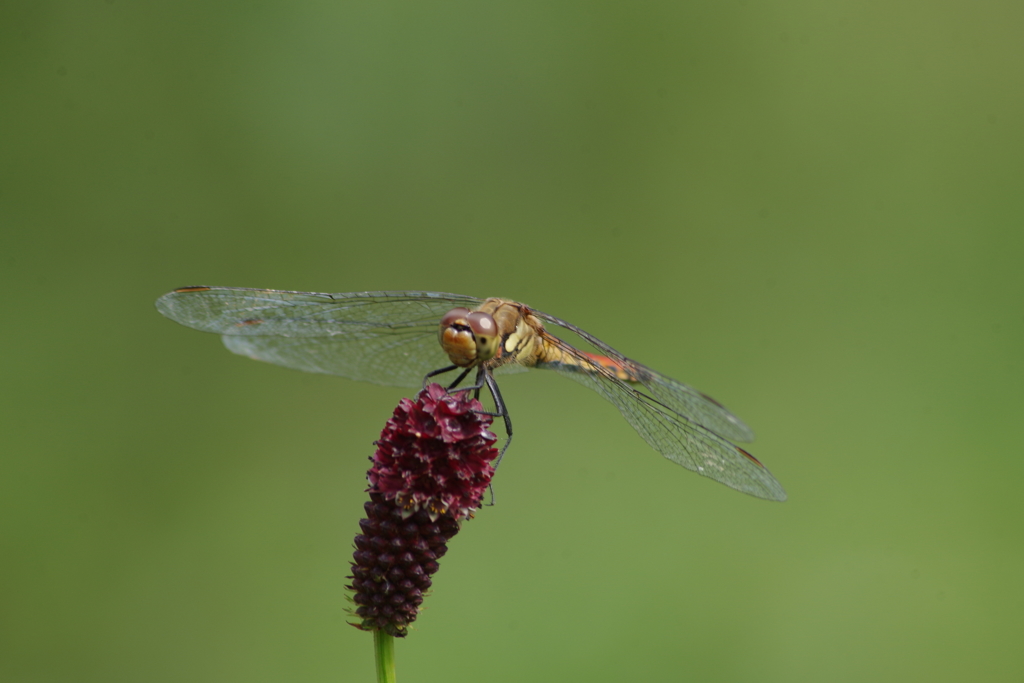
left=155, top=287, right=482, bottom=387
left=532, top=310, right=756, bottom=443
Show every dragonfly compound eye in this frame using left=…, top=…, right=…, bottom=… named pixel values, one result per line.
left=467, top=311, right=499, bottom=361
left=439, top=308, right=472, bottom=330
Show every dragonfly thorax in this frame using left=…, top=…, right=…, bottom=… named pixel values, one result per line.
left=438, top=307, right=500, bottom=367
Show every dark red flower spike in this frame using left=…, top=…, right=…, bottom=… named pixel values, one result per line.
left=348, top=384, right=498, bottom=637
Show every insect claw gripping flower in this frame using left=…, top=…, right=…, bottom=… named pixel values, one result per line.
left=348, top=384, right=498, bottom=637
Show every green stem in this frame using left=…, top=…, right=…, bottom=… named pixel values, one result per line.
left=373, top=630, right=396, bottom=683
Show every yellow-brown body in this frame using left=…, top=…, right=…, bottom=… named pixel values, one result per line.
left=439, top=298, right=634, bottom=380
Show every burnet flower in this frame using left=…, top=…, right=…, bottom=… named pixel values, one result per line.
left=348, top=383, right=498, bottom=637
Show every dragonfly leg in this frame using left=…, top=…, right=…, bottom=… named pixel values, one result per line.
left=443, top=368, right=513, bottom=465
left=478, top=369, right=511, bottom=507
left=481, top=369, right=513, bottom=469
left=445, top=367, right=475, bottom=392
left=437, top=368, right=512, bottom=507
left=423, top=364, right=459, bottom=389
left=430, top=366, right=512, bottom=475
left=440, top=365, right=484, bottom=394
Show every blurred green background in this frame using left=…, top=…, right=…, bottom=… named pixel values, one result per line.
left=3, top=2, right=1022, bottom=681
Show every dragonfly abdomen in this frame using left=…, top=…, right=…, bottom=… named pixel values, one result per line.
left=535, top=346, right=641, bottom=383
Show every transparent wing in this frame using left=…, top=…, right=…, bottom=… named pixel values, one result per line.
left=531, top=314, right=785, bottom=501
left=155, top=287, right=483, bottom=387
left=532, top=310, right=756, bottom=442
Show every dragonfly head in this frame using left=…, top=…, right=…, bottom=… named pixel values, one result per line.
left=439, top=308, right=500, bottom=367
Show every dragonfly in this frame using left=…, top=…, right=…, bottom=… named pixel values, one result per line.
left=155, top=287, right=786, bottom=501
